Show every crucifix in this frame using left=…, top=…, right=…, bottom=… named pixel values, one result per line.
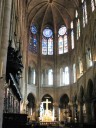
left=43, top=99, right=51, bottom=111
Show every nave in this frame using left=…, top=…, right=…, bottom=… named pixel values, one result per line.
left=2, top=113, right=96, bottom=128
left=0, top=0, right=96, bottom=128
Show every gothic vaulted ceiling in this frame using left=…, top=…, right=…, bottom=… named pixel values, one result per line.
left=27, top=0, right=80, bottom=31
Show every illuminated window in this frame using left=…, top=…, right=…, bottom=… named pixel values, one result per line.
left=75, top=10, right=78, bottom=18
left=77, top=19, right=80, bottom=40
left=86, top=48, right=93, bottom=68
left=41, top=69, right=53, bottom=86
left=91, top=0, right=95, bottom=11
left=28, top=67, right=36, bottom=85
left=60, top=66, right=69, bottom=86
left=73, top=64, right=76, bottom=83
left=82, top=1, right=88, bottom=27
left=71, top=21, right=74, bottom=49
left=58, top=26, right=68, bottom=54
left=42, top=28, right=53, bottom=55
left=29, top=24, right=38, bottom=53
left=64, top=67, right=69, bottom=85
left=75, top=10, right=80, bottom=40
left=48, top=69, right=53, bottom=85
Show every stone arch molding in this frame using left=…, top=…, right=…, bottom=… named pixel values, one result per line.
left=41, top=93, right=54, bottom=102
left=59, top=93, right=69, bottom=108
left=27, top=93, right=36, bottom=109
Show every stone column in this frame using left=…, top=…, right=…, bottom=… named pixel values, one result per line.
left=85, top=101, right=92, bottom=123
left=72, top=103, right=75, bottom=122
left=53, top=102, right=59, bottom=121
left=0, top=78, right=5, bottom=127
left=0, top=0, right=12, bottom=127
left=35, top=102, right=40, bottom=121
left=72, top=102, right=78, bottom=122
left=0, top=0, right=12, bottom=73
left=79, top=102, right=84, bottom=123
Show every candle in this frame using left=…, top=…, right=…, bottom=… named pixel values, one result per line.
left=1, top=61, right=3, bottom=77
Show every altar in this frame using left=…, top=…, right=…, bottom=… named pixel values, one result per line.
left=39, top=99, right=54, bottom=122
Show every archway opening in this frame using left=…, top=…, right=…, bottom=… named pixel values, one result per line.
left=39, top=94, right=54, bottom=122
left=27, top=93, right=35, bottom=117
left=59, top=94, right=71, bottom=122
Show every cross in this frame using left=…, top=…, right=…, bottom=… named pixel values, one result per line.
left=43, top=99, right=51, bottom=111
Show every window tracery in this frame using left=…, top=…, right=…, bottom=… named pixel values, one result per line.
left=58, top=26, right=68, bottom=54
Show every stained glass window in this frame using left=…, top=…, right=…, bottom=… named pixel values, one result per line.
left=58, top=26, right=68, bottom=54
left=77, top=19, right=80, bottom=40
left=43, top=28, right=53, bottom=38
left=29, top=24, right=38, bottom=53
left=48, top=38, right=53, bottom=55
left=75, top=10, right=80, bottom=40
left=42, top=28, right=53, bottom=55
left=58, top=26, right=66, bottom=35
left=82, top=1, right=88, bottom=27
left=64, top=35, right=68, bottom=53
left=31, top=24, right=37, bottom=34
left=71, top=21, right=74, bottom=49
left=58, top=37, right=63, bottom=54
left=42, top=38, right=47, bottom=55
left=91, top=0, right=95, bottom=12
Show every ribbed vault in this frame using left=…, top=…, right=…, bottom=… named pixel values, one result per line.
left=27, top=0, right=80, bottom=31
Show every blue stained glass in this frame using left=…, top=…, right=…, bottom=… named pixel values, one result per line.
left=42, top=38, right=47, bottom=55
left=58, top=26, right=66, bottom=36
left=31, top=25, right=37, bottom=34
left=48, top=38, right=53, bottom=55
left=43, top=28, right=53, bottom=38
left=58, top=36, right=63, bottom=54
left=33, top=38, right=37, bottom=46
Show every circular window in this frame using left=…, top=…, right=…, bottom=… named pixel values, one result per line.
left=43, top=28, right=53, bottom=38
left=30, top=25, right=37, bottom=34
left=58, top=26, right=66, bottom=36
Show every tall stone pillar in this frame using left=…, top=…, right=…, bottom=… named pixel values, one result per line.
left=53, top=102, right=59, bottom=121
left=0, top=0, right=12, bottom=127
left=35, top=102, right=40, bottom=121
left=85, top=101, right=92, bottom=123
left=0, top=0, right=12, bottom=72
left=79, top=102, right=84, bottom=123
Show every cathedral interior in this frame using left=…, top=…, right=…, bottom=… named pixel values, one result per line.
left=0, top=0, right=96, bottom=128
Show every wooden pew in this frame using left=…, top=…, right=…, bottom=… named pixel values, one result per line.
left=2, top=113, right=31, bottom=128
